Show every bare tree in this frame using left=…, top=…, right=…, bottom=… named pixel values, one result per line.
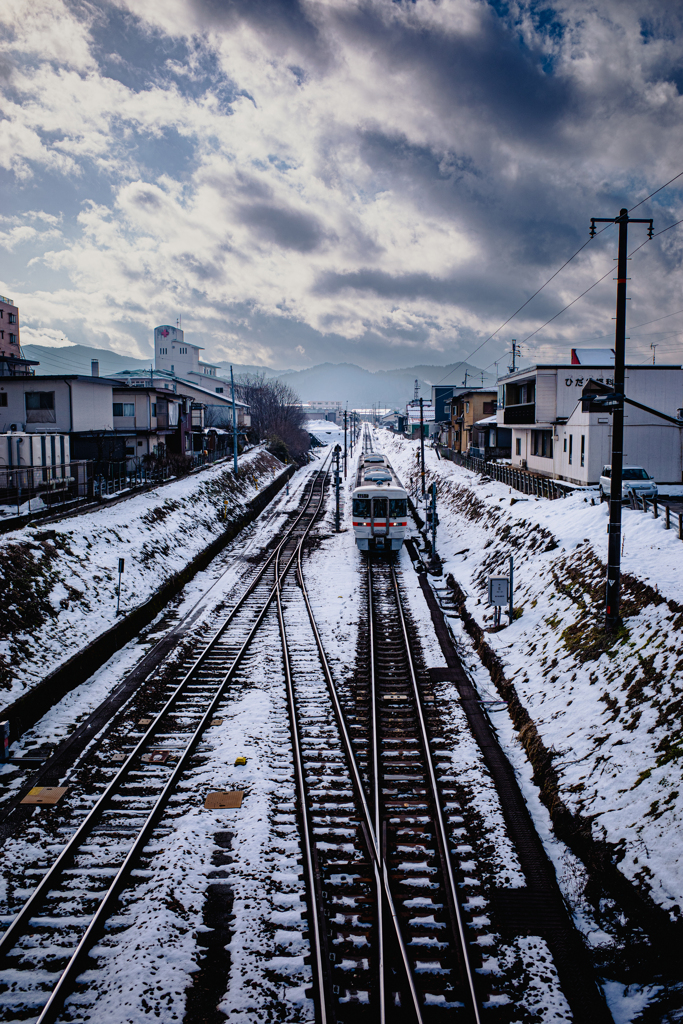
left=236, top=374, right=309, bottom=462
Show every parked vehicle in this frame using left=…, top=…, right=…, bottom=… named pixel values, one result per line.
left=599, top=465, right=658, bottom=501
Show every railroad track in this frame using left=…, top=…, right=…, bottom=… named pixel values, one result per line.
left=266, top=425, right=488, bottom=1022
left=0, top=456, right=332, bottom=1024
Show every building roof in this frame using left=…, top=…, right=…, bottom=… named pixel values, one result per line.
left=12, top=374, right=120, bottom=384
left=498, top=363, right=682, bottom=382
left=112, top=368, right=249, bottom=407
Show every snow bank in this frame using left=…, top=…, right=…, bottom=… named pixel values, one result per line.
left=0, top=448, right=289, bottom=712
left=381, top=430, right=683, bottom=918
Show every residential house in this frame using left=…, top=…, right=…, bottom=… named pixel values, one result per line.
left=446, top=389, right=498, bottom=453
left=497, top=362, right=683, bottom=485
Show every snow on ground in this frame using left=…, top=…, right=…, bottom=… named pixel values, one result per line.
left=380, top=427, right=683, bottom=920
left=0, top=446, right=290, bottom=712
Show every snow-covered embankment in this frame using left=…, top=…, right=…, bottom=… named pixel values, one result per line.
left=0, top=448, right=289, bottom=717
left=383, top=431, right=683, bottom=920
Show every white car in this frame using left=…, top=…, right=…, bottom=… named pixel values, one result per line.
left=599, top=465, right=658, bottom=501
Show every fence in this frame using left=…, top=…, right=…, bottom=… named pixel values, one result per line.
left=637, top=494, right=683, bottom=540
left=0, top=457, right=172, bottom=519
left=437, top=447, right=567, bottom=500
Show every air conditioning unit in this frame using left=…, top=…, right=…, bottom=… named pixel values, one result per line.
left=9, top=423, right=24, bottom=432
left=521, top=459, right=527, bottom=469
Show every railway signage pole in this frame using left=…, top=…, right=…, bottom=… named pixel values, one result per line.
left=589, top=209, right=653, bottom=631
left=230, top=365, right=238, bottom=478
left=419, top=397, right=426, bottom=497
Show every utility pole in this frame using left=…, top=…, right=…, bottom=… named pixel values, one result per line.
left=344, top=407, right=348, bottom=478
left=334, top=445, right=341, bottom=531
left=230, top=365, right=238, bottom=477
left=651, top=343, right=658, bottom=365
left=508, top=340, right=520, bottom=375
left=590, top=208, right=653, bottom=631
left=430, top=482, right=437, bottom=553
left=419, top=397, right=426, bottom=497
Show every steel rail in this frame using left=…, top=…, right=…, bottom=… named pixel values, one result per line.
left=274, top=540, right=329, bottom=1023
left=296, top=523, right=422, bottom=1023
left=390, top=565, right=483, bottom=1024
left=0, top=460, right=327, bottom=963
left=0, top=457, right=332, bottom=1024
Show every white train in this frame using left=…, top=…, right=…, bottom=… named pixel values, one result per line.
left=352, top=452, right=408, bottom=552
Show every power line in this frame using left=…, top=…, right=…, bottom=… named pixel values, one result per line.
left=438, top=170, right=683, bottom=383
left=629, top=169, right=683, bottom=212
left=518, top=214, right=683, bottom=346
left=433, top=226, right=611, bottom=386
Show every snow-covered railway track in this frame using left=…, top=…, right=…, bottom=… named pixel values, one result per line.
left=0, top=458, right=332, bottom=1024
left=364, top=561, right=484, bottom=1021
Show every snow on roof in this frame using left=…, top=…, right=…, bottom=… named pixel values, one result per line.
left=475, top=415, right=498, bottom=426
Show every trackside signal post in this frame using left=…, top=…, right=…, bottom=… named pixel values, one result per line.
left=589, top=209, right=653, bottom=631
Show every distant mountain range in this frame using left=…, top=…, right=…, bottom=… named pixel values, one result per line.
left=23, top=344, right=495, bottom=409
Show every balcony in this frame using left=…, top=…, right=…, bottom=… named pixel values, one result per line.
left=504, top=403, right=536, bottom=425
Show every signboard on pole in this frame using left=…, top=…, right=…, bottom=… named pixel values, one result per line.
left=488, top=576, right=509, bottom=606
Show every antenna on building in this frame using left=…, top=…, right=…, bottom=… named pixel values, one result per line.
left=508, top=339, right=520, bottom=374
left=176, top=315, right=182, bottom=329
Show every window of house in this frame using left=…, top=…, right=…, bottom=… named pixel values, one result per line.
left=216, top=387, right=224, bottom=393
left=0, top=394, right=6, bottom=407
left=532, top=430, right=553, bottom=458
left=151, top=403, right=157, bottom=416
left=113, top=403, right=135, bottom=417
left=125, top=446, right=135, bottom=455
left=515, top=437, right=521, bottom=456
left=563, top=438, right=567, bottom=452
left=0, top=331, right=4, bottom=339
left=26, top=391, right=55, bottom=423
left=0, top=310, right=3, bottom=318
left=568, top=435, right=573, bottom=464
left=465, top=401, right=470, bottom=412
left=580, top=434, right=585, bottom=467
left=9, top=334, right=17, bottom=344
left=8, top=314, right=16, bottom=324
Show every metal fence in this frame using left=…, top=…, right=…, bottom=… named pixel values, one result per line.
left=0, top=457, right=173, bottom=518
left=637, top=494, right=683, bottom=539
left=437, top=446, right=567, bottom=500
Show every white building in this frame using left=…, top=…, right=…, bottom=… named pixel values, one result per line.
left=154, top=325, right=221, bottom=384
left=497, top=363, right=683, bottom=485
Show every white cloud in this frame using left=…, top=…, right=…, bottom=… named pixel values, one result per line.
left=0, top=0, right=681, bottom=371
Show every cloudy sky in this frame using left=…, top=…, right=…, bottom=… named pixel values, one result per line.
left=1, top=0, right=683, bottom=373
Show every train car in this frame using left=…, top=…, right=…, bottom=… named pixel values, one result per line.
left=352, top=457, right=408, bottom=552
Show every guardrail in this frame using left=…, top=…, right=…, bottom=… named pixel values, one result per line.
left=0, top=458, right=173, bottom=518
left=637, top=494, right=683, bottom=539
left=437, top=447, right=567, bottom=499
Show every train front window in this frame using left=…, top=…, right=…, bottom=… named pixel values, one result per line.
left=389, top=499, right=407, bottom=517
left=353, top=498, right=371, bottom=517
left=372, top=498, right=388, bottom=518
